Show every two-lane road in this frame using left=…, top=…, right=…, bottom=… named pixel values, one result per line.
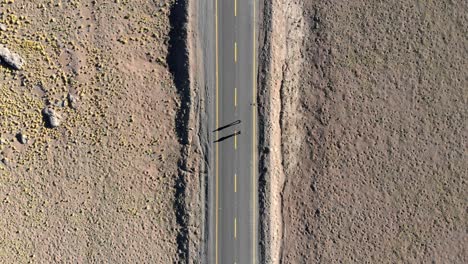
left=204, top=0, right=258, bottom=263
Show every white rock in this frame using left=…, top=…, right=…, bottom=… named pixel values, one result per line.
left=0, top=45, right=25, bottom=70
left=1, top=157, right=10, bottom=166
left=16, top=132, right=28, bottom=144
left=0, top=23, right=6, bottom=31
left=67, top=93, right=78, bottom=109
left=42, top=107, right=62, bottom=128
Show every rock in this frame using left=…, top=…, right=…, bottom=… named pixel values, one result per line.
left=67, top=93, right=78, bottom=109
left=16, top=132, right=28, bottom=144
left=0, top=23, right=6, bottom=31
left=0, top=45, right=25, bottom=70
left=1, top=157, right=10, bottom=167
left=42, top=107, right=62, bottom=128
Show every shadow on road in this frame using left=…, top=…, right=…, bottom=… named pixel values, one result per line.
left=214, top=131, right=241, bottom=143
left=212, top=120, right=241, bottom=132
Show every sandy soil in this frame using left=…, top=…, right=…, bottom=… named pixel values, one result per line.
left=259, top=0, right=467, bottom=263
left=0, top=0, right=198, bottom=262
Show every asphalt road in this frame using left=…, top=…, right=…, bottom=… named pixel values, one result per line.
left=203, top=0, right=258, bottom=263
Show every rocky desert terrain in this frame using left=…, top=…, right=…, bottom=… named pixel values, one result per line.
left=259, top=0, right=466, bottom=263
left=2, top=0, right=466, bottom=263
left=0, top=0, right=201, bottom=263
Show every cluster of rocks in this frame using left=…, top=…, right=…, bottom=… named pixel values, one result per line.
left=8, top=106, right=68, bottom=146
left=1, top=21, right=83, bottom=148
left=9, top=107, right=64, bottom=146
left=39, top=93, right=79, bottom=129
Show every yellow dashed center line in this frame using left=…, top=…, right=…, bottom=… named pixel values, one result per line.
left=234, top=217, right=237, bottom=239
left=234, top=131, right=237, bottom=150
left=235, top=87, right=237, bottom=107
left=234, top=0, right=237, bottom=17
left=235, top=173, right=237, bottom=193
left=234, top=42, right=237, bottom=63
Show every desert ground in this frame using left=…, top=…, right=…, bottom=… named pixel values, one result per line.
left=1, top=0, right=466, bottom=263
left=0, top=0, right=203, bottom=262
left=258, top=0, right=466, bottom=263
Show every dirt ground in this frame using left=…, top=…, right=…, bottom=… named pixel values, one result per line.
left=259, top=0, right=467, bottom=263
left=0, top=0, right=197, bottom=262
left=2, top=0, right=466, bottom=263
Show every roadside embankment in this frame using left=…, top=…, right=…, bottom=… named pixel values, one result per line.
left=258, top=0, right=305, bottom=263
left=168, top=0, right=204, bottom=262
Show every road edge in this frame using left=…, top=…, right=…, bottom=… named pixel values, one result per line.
left=187, top=0, right=207, bottom=262
left=189, top=0, right=214, bottom=263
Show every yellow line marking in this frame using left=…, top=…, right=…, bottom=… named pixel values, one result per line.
left=235, top=173, right=237, bottom=193
left=235, top=87, right=237, bottom=107
left=234, top=0, right=237, bottom=17
left=234, top=217, right=237, bottom=239
left=234, top=131, right=237, bottom=150
left=215, top=0, right=219, bottom=262
left=252, top=0, right=257, bottom=262
left=234, top=42, right=237, bottom=63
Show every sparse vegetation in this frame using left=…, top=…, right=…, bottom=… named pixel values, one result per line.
left=0, top=0, right=191, bottom=262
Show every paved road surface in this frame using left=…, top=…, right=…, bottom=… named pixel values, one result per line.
left=202, top=0, right=258, bottom=263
